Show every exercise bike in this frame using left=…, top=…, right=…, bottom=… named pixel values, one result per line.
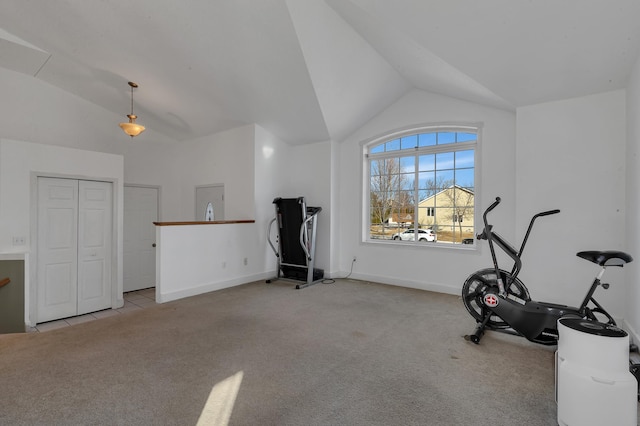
left=462, top=196, right=632, bottom=345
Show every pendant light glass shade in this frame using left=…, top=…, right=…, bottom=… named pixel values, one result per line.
left=119, top=115, right=145, bottom=137
left=119, top=82, right=145, bottom=137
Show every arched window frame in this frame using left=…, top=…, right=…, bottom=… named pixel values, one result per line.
left=361, top=123, right=482, bottom=249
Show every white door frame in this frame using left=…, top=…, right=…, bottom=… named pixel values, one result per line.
left=195, top=183, right=224, bottom=221
left=29, top=172, right=120, bottom=326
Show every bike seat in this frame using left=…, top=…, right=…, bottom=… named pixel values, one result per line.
left=577, top=250, right=633, bottom=267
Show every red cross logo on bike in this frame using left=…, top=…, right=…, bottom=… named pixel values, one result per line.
left=484, top=294, right=499, bottom=308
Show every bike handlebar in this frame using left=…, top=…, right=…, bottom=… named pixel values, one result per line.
left=478, top=197, right=560, bottom=284
left=481, top=197, right=560, bottom=228
left=480, top=197, right=501, bottom=234
left=536, top=209, right=561, bottom=217
left=486, top=196, right=501, bottom=214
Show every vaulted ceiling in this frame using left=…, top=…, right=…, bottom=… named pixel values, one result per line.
left=1, top=0, right=639, bottom=145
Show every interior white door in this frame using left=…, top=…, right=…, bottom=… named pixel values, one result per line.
left=37, top=177, right=113, bottom=323
left=37, top=178, right=79, bottom=322
left=77, top=180, right=112, bottom=315
left=123, top=186, right=158, bottom=292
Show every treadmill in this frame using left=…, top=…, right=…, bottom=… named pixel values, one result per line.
left=266, top=197, right=324, bottom=289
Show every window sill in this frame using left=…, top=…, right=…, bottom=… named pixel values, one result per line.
left=363, top=238, right=478, bottom=251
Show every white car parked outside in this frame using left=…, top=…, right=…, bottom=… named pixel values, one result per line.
left=391, top=228, right=437, bottom=242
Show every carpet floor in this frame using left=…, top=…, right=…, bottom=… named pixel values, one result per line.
left=0, top=279, right=613, bottom=425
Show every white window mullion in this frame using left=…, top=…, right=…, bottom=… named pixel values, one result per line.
left=413, top=152, right=420, bottom=239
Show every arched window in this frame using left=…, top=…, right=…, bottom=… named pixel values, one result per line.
left=364, top=125, right=480, bottom=247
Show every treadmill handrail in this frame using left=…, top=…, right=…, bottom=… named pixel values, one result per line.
left=299, top=209, right=321, bottom=261
left=267, top=217, right=279, bottom=257
left=299, top=216, right=313, bottom=261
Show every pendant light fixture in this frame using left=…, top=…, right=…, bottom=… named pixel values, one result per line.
left=119, top=81, right=146, bottom=137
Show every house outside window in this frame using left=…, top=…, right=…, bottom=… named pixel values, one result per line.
left=364, top=125, right=479, bottom=246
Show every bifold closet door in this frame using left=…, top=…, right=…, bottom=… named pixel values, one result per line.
left=77, top=179, right=112, bottom=315
left=37, top=177, right=112, bottom=323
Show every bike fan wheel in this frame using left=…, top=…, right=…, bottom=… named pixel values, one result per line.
left=462, top=268, right=531, bottom=329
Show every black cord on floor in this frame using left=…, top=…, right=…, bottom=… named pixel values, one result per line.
left=322, top=258, right=356, bottom=284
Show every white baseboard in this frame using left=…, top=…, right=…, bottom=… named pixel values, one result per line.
left=339, top=271, right=460, bottom=296
left=158, top=271, right=275, bottom=303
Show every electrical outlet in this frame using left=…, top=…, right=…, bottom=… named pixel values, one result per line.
left=244, top=257, right=248, bottom=266
left=353, top=256, right=357, bottom=262
left=222, top=261, right=226, bottom=269
left=12, top=236, right=26, bottom=246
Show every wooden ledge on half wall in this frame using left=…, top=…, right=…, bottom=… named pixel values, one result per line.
left=153, top=220, right=255, bottom=226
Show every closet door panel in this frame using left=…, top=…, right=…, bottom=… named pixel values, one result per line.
left=77, top=180, right=112, bottom=315
left=37, top=178, right=78, bottom=323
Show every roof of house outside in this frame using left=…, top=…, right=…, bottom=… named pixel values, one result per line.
left=419, top=185, right=474, bottom=206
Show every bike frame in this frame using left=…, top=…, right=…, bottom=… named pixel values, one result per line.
left=479, top=196, right=559, bottom=297
left=467, top=197, right=630, bottom=345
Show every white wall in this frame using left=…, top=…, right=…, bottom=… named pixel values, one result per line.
left=254, top=125, right=333, bottom=278
left=255, top=124, right=291, bottom=275
left=156, top=222, right=266, bottom=302
left=0, top=67, right=117, bottom=153
left=0, top=139, right=124, bottom=325
left=153, top=124, right=281, bottom=304
left=329, top=139, right=341, bottom=276
left=173, top=125, right=256, bottom=221
left=516, top=91, right=627, bottom=317
left=279, top=141, right=332, bottom=275
left=337, top=89, right=517, bottom=294
left=118, top=138, right=182, bottom=221
left=626, top=56, right=640, bottom=341
left=156, top=124, right=333, bottom=303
